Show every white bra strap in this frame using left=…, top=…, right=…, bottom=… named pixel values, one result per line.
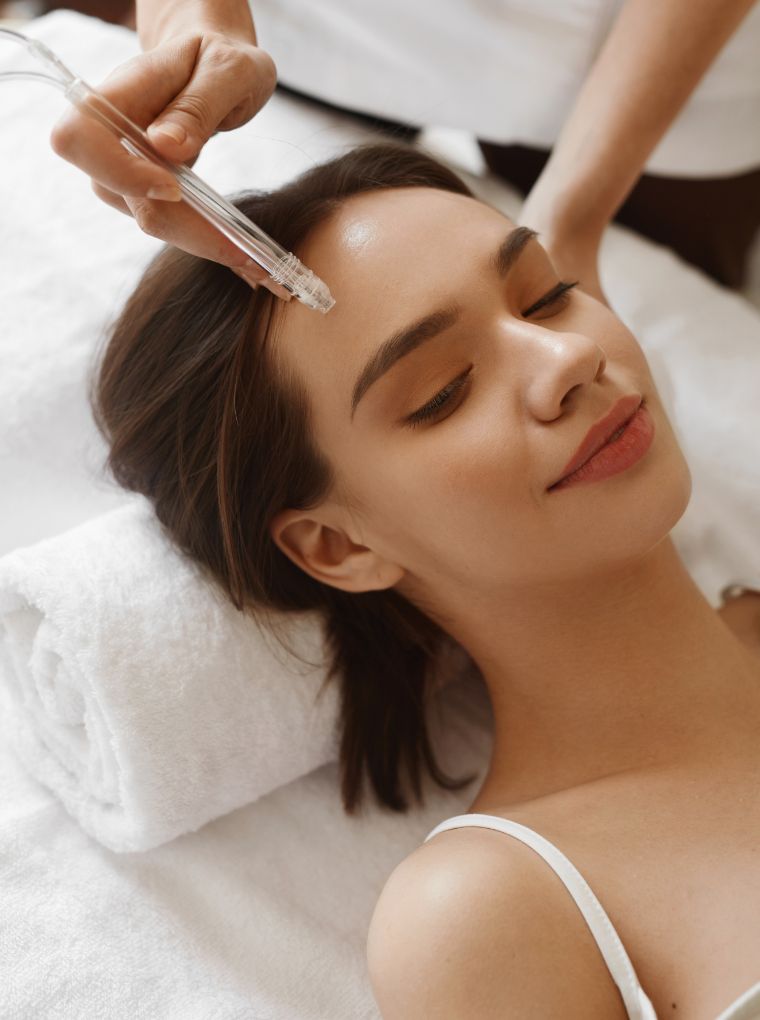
left=720, top=580, right=760, bottom=603
left=424, top=813, right=658, bottom=1020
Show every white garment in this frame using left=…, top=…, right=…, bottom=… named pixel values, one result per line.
left=424, top=813, right=760, bottom=1020
left=251, top=0, right=760, bottom=176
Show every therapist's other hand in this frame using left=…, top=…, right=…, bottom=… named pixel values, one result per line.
left=542, top=230, right=608, bottom=310
left=519, top=189, right=609, bottom=309
left=48, top=31, right=276, bottom=275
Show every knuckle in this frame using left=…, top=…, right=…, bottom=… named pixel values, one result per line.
left=218, top=94, right=257, bottom=131
left=246, top=48, right=277, bottom=111
left=206, top=36, right=273, bottom=91
left=257, top=49, right=278, bottom=94
left=90, top=179, right=112, bottom=202
left=129, top=200, right=162, bottom=236
left=203, top=37, right=250, bottom=74
left=193, top=39, right=277, bottom=130
left=218, top=51, right=277, bottom=129
left=216, top=106, right=244, bottom=132
left=91, top=180, right=129, bottom=214
left=49, top=111, right=79, bottom=156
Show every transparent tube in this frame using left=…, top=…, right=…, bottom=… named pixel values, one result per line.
left=0, top=28, right=335, bottom=313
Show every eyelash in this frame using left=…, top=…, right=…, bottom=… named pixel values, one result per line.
left=404, top=279, right=579, bottom=428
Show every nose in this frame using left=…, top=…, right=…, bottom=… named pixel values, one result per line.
left=525, top=327, right=608, bottom=420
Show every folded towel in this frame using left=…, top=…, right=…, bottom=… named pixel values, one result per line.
left=0, top=495, right=471, bottom=853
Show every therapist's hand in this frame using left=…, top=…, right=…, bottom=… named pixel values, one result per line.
left=48, top=30, right=277, bottom=276
left=519, top=187, right=609, bottom=309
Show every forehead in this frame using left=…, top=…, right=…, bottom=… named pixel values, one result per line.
left=272, top=186, right=514, bottom=425
left=283, top=187, right=513, bottom=333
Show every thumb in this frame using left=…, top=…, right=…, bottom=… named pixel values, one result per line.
left=145, top=36, right=276, bottom=158
left=147, top=118, right=190, bottom=149
left=146, top=90, right=206, bottom=158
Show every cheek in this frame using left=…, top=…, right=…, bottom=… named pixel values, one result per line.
left=369, top=415, right=535, bottom=543
left=366, top=422, right=559, bottom=590
left=606, top=318, right=652, bottom=375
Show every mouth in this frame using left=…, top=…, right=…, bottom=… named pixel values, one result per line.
left=548, top=394, right=644, bottom=490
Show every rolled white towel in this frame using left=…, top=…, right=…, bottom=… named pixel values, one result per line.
left=0, top=496, right=468, bottom=852
left=0, top=496, right=340, bottom=852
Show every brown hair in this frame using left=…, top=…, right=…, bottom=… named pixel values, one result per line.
left=90, top=141, right=479, bottom=816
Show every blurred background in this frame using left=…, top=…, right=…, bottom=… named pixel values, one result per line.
left=0, top=0, right=134, bottom=28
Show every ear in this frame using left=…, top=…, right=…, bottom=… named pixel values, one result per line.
left=269, top=508, right=405, bottom=593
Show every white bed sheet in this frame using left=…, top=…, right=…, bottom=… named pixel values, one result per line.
left=1, top=11, right=759, bottom=1019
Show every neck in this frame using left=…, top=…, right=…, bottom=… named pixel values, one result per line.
left=441, top=537, right=760, bottom=807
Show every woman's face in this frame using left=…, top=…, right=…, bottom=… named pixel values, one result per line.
left=271, top=186, right=691, bottom=612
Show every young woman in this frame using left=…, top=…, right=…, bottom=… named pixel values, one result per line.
left=91, top=142, right=760, bottom=1020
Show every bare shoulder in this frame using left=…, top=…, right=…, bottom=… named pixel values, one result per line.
left=366, top=825, right=628, bottom=1020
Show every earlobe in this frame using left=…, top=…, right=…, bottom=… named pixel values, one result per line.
left=269, top=509, right=404, bottom=593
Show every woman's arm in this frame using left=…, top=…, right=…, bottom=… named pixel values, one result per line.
left=135, top=0, right=258, bottom=49
left=520, top=0, right=759, bottom=303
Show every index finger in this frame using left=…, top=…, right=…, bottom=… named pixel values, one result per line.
left=48, top=42, right=203, bottom=198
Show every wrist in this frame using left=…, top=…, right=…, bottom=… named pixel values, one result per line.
left=520, top=194, right=607, bottom=306
left=521, top=165, right=608, bottom=249
left=136, top=0, right=258, bottom=50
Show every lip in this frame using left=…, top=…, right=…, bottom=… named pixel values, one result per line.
left=549, top=393, right=644, bottom=489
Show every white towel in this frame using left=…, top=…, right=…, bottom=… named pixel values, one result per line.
left=0, top=495, right=468, bottom=853
left=0, top=496, right=336, bottom=852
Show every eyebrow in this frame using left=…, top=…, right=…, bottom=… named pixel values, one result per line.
left=350, top=225, right=538, bottom=418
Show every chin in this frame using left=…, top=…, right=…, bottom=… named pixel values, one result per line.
left=628, top=437, right=693, bottom=555
left=647, top=396, right=694, bottom=526
left=658, top=449, right=693, bottom=533
left=595, top=409, right=693, bottom=563
left=618, top=390, right=693, bottom=540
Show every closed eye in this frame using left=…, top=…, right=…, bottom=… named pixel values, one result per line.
left=521, top=279, right=579, bottom=317
left=403, top=280, right=579, bottom=429
left=405, top=366, right=473, bottom=429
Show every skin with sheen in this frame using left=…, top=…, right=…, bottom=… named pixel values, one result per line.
left=269, top=186, right=760, bottom=809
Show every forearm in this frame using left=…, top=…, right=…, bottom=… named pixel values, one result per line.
left=135, top=0, right=258, bottom=49
left=529, top=0, right=758, bottom=241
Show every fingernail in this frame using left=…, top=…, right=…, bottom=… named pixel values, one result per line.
left=232, top=263, right=292, bottom=301
left=149, top=122, right=187, bottom=145
left=231, top=264, right=261, bottom=289
left=260, top=278, right=293, bottom=301
left=147, top=184, right=183, bottom=201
